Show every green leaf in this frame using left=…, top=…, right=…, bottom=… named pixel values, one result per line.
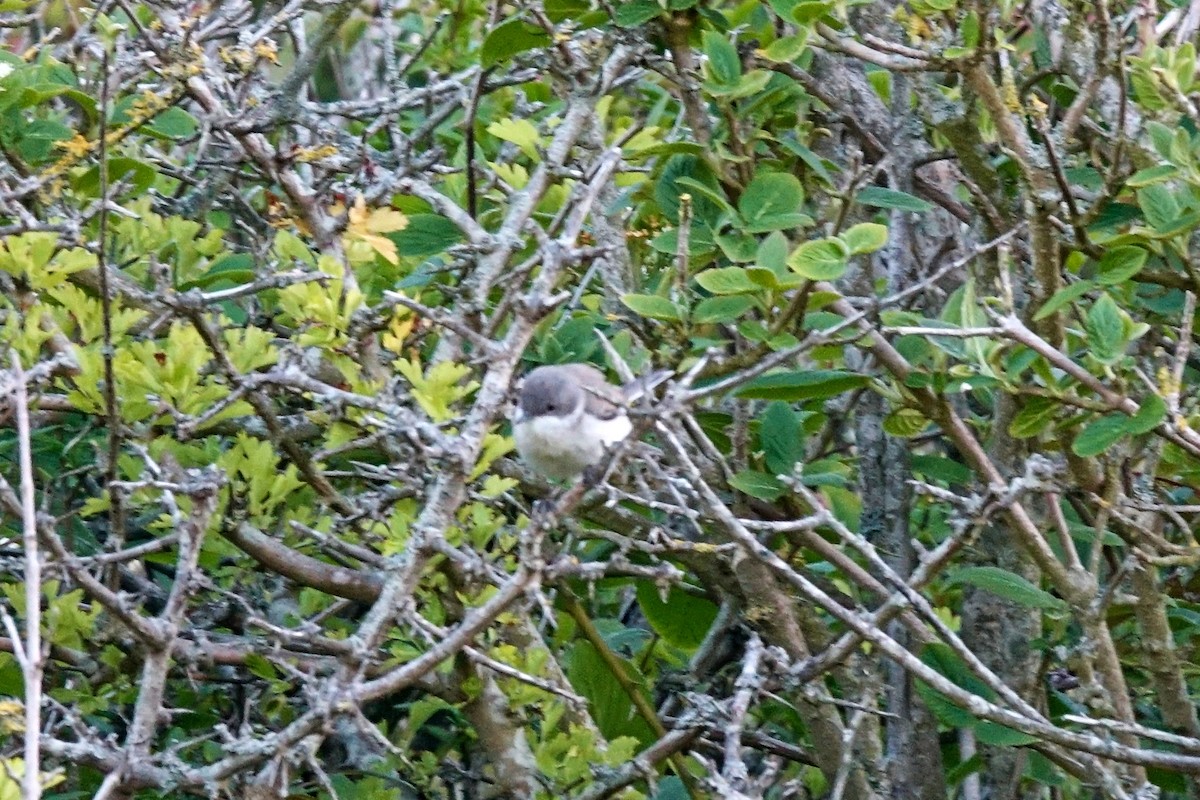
left=715, top=230, right=758, bottom=261
left=146, top=106, right=198, bottom=139
left=243, top=652, right=278, bottom=680
left=719, top=69, right=772, bottom=100
left=949, top=566, right=1067, bottom=611
left=856, top=186, right=933, bottom=212
left=915, top=643, right=994, bottom=728
left=729, top=470, right=785, bottom=501
left=673, top=176, right=737, bottom=218
left=487, top=117, right=541, bottom=160
left=792, top=0, right=834, bottom=24
left=735, top=369, right=868, bottom=400
left=739, top=172, right=804, bottom=231
left=481, top=19, right=551, bottom=67
left=702, top=30, right=741, bottom=85
left=1126, top=394, right=1166, bottom=435
left=179, top=253, right=255, bottom=291
left=694, top=266, right=759, bottom=295
left=1033, top=280, right=1093, bottom=320
left=635, top=582, right=719, bottom=650
left=1072, top=414, right=1128, bottom=457
left=1138, top=184, right=1180, bottom=231
left=1126, top=164, right=1178, bottom=187
left=74, top=157, right=157, bottom=197
left=14, top=119, right=72, bottom=163
left=745, top=266, right=781, bottom=289
left=974, top=722, right=1039, bottom=747
left=389, top=214, right=463, bottom=258
left=910, top=454, right=972, bottom=485
left=840, top=222, right=888, bottom=255
left=760, top=401, right=804, bottom=475
left=693, top=295, right=755, bottom=323
left=621, top=293, right=683, bottom=321
left=788, top=237, right=849, bottom=280
left=614, top=0, right=663, bottom=25
left=1008, top=397, right=1059, bottom=438
left=883, top=407, right=928, bottom=437
left=649, top=225, right=715, bottom=256
left=762, top=33, right=809, bottom=63
left=756, top=231, right=789, bottom=275
left=567, top=642, right=653, bottom=742
left=656, top=155, right=723, bottom=223
left=1095, top=246, right=1147, bottom=285
left=1085, top=293, right=1126, bottom=363
left=544, top=0, right=592, bottom=21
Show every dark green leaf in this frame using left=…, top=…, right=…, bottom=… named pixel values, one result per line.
left=635, top=582, right=718, bottom=650
left=735, top=370, right=868, bottom=400
left=75, top=157, right=157, bottom=197
left=756, top=231, right=789, bottom=275
left=621, top=293, right=683, bottom=321
left=1026, top=751, right=1068, bottom=787
left=714, top=230, right=758, bottom=261
left=1009, top=397, right=1059, bottom=438
left=614, top=0, right=663, bottom=25
left=702, top=30, right=740, bottom=85
left=390, top=214, right=464, bottom=258
left=567, top=641, right=654, bottom=742
left=760, top=401, right=804, bottom=475
left=856, top=186, right=932, bottom=212
left=1126, top=394, right=1166, bottom=435
left=652, top=777, right=690, bottom=800
left=739, top=172, right=804, bottom=230
left=674, top=176, right=737, bottom=218
left=1089, top=201, right=1141, bottom=230
left=544, top=0, right=592, bottom=21
left=1138, top=184, right=1180, bottom=231
left=656, top=156, right=723, bottom=224
left=910, top=454, right=972, bottom=485
left=693, top=295, right=755, bottom=323
left=974, top=722, right=1039, bottom=747
left=694, top=267, right=759, bottom=295
left=1033, top=280, right=1093, bottom=321
left=779, top=136, right=834, bottom=184
left=1095, top=246, right=1147, bottom=284
left=179, top=254, right=255, bottom=291
left=729, top=470, right=785, bottom=501
left=949, top=566, right=1067, bottom=611
left=481, top=19, right=551, bottom=67
left=243, top=652, right=278, bottom=680
left=792, top=0, right=834, bottom=24
left=146, top=107, right=198, bottom=139
left=650, top=225, right=715, bottom=256
left=1085, top=293, right=1126, bottom=363
left=1072, top=413, right=1128, bottom=457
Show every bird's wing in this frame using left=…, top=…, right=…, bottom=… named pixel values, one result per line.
left=561, top=363, right=625, bottom=420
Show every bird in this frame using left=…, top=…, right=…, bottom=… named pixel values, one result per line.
left=512, top=363, right=670, bottom=481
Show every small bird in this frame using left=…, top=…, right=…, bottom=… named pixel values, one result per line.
left=512, top=363, right=670, bottom=481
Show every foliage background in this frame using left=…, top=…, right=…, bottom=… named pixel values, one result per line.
left=1, top=0, right=1200, bottom=798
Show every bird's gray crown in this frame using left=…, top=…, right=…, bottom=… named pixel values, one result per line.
left=517, top=364, right=624, bottom=420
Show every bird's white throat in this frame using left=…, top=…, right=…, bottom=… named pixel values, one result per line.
left=513, top=406, right=633, bottom=481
